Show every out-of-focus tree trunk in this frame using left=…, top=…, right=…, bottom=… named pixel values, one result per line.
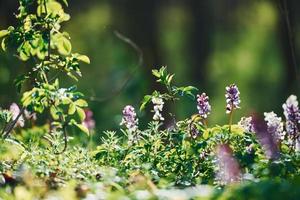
left=276, top=0, right=300, bottom=92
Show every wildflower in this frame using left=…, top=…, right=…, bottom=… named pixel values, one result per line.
left=152, top=96, right=164, bottom=121
left=225, top=84, right=241, bottom=114
left=120, top=105, right=138, bottom=132
left=282, top=95, right=300, bottom=136
left=264, top=112, right=285, bottom=143
left=215, top=144, right=241, bottom=185
left=9, top=103, right=24, bottom=127
left=190, top=123, right=200, bottom=139
left=24, top=109, right=37, bottom=121
left=82, top=109, right=95, bottom=131
left=238, top=116, right=254, bottom=132
left=196, top=93, right=211, bottom=119
left=252, top=116, right=279, bottom=160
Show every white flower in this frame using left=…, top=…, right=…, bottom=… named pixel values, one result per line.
left=152, top=97, right=164, bottom=121
left=238, top=116, right=254, bottom=132
left=264, top=111, right=285, bottom=142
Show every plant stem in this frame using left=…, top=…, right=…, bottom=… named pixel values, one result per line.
left=228, top=110, right=234, bottom=133
left=2, top=107, right=25, bottom=139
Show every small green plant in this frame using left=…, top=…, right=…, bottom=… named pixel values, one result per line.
left=0, top=0, right=90, bottom=153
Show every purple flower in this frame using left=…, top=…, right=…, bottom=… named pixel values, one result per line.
left=196, top=93, right=211, bottom=119
left=238, top=116, right=254, bottom=132
left=82, top=109, right=96, bottom=131
left=282, top=95, right=300, bottom=136
left=225, top=84, right=241, bottom=114
left=120, top=105, right=138, bottom=132
left=216, top=144, right=241, bottom=185
left=252, top=116, right=279, bottom=160
left=264, top=112, right=285, bottom=143
left=9, top=103, right=24, bottom=128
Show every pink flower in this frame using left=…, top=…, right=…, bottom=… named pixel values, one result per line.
left=216, top=144, right=241, bottom=185
left=82, top=109, right=96, bottom=131
left=9, top=103, right=25, bottom=128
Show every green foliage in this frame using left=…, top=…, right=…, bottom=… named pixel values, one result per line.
left=0, top=0, right=90, bottom=140
left=0, top=1, right=299, bottom=200
left=140, top=66, right=198, bottom=111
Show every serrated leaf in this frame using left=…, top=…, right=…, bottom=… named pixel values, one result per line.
left=77, top=55, right=90, bottom=64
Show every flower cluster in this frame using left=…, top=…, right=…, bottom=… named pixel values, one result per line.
left=238, top=116, right=254, bottom=132
left=216, top=144, right=241, bottom=185
left=282, top=95, right=300, bottom=136
left=196, top=93, right=211, bottom=119
left=282, top=95, right=300, bottom=150
left=120, top=105, right=138, bottom=132
left=264, top=112, right=285, bottom=143
left=225, top=84, right=241, bottom=114
left=152, top=97, right=164, bottom=121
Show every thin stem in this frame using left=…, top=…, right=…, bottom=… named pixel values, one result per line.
left=2, top=107, right=25, bottom=139
left=228, top=110, right=234, bottom=133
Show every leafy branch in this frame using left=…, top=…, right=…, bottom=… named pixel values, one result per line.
left=0, top=0, right=90, bottom=152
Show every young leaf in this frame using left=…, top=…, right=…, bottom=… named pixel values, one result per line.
left=0, top=30, right=9, bottom=38
left=74, top=123, right=89, bottom=135
left=77, top=55, right=90, bottom=64
left=76, top=107, right=86, bottom=121
left=68, top=103, right=76, bottom=115
left=58, top=36, right=72, bottom=55
left=74, top=99, right=88, bottom=107
left=61, top=0, right=68, bottom=6
left=140, top=95, right=152, bottom=111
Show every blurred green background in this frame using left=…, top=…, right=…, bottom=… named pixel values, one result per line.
left=0, top=0, right=300, bottom=136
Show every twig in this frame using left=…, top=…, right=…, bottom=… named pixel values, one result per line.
left=276, top=0, right=300, bottom=87
left=2, top=107, right=25, bottom=139
left=89, top=30, right=144, bottom=102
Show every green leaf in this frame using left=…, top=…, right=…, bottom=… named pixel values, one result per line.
left=152, top=69, right=160, bottom=78
left=61, top=97, right=72, bottom=104
left=57, top=36, right=72, bottom=55
left=76, top=107, right=86, bottom=121
left=183, top=86, right=198, bottom=92
left=74, top=123, right=89, bottom=136
left=50, top=106, right=59, bottom=120
left=74, top=99, right=88, bottom=107
left=1, top=37, right=7, bottom=51
left=77, top=55, right=90, bottom=64
left=140, top=95, right=152, bottom=111
left=62, top=0, right=68, bottom=6
left=0, top=30, right=9, bottom=38
left=68, top=103, right=76, bottom=115
left=203, top=130, right=209, bottom=139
